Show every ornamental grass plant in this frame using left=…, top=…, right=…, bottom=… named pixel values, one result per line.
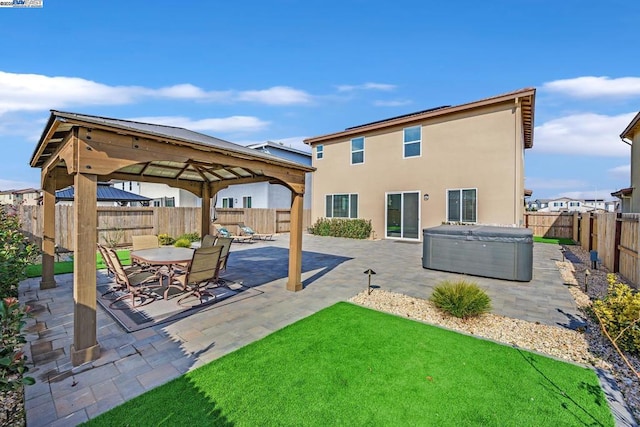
left=430, top=280, right=492, bottom=319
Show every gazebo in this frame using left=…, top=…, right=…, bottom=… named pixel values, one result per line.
left=30, top=111, right=315, bottom=366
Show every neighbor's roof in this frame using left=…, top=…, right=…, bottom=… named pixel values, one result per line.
left=620, top=112, right=640, bottom=141
left=304, top=88, right=536, bottom=148
left=611, top=187, right=633, bottom=198
left=30, top=111, right=315, bottom=182
left=246, top=141, right=312, bottom=158
left=56, top=183, right=151, bottom=202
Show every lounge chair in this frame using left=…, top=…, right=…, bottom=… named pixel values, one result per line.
left=213, top=224, right=253, bottom=243
left=238, top=223, right=274, bottom=241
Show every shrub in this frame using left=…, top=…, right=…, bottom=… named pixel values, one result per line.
left=592, top=274, right=640, bottom=355
left=174, top=238, right=192, bottom=248
left=0, top=209, right=39, bottom=298
left=177, top=232, right=200, bottom=243
left=430, top=280, right=492, bottom=319
left=158, top=233, right=175, bottom=246
left=308, top=218, right=372, bottom=239
left=0, top=297, right=35, bottom=391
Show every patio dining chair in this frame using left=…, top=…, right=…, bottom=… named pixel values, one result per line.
left=200, top=234, right=217, bottom=248
left=105, top=246, right=162, bottom=308
left=97, top=244, right=147, bottom=297
left=170, top=245, right=223, bottom=306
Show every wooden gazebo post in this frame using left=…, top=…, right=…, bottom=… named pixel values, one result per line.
left=70, top=171, right=101, bottom=365
left=40, top=171, right=57, bottom=290
left=287, top=188, right=305, bottom=292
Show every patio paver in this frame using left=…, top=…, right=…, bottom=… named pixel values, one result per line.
left=19, top=233, right=631, bottom=426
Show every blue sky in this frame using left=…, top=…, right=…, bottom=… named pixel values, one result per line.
left=1, top=0, right=638, bottom=200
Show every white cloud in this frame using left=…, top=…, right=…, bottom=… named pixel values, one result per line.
left=236, top=86, right=312, bottom=105
left=534, top=112, right=634, bottom=156
left=0, top=71, right=313, bottom=115
left=129, top=116, right=270, bottom=133
left=608, top=164, right=630, bottom=179
left=543, top=76, right=640, bottom=98
left=373, top=99, right=412, bottom=107
left=337, top=82, right=396, bottom=92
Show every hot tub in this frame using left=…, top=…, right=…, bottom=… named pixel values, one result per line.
left=422, top=225, right=533, bottom=282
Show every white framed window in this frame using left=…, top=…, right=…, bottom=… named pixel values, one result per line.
left=316, top=145, right=324, bottom=160
left=325, top=194, right=358, bottom=218
left=243, top=196, right=252, bottom=208
left=351, top=137, right=364, bottom=165
left=222, top=197, right=234, bottom=208
left=403, top=125, right=421, bottom=158
left=447, top=188, right=477, bottom=223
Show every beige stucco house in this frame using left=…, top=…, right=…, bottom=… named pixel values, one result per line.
left=619, top=112, right=640, bottom=212
left=304, top=88, right=536, bottom=241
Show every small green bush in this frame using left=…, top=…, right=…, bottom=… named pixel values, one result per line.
left=308, top=218, right=372, bottom=239
left=177, top=232, right=200, bottom=243
left=592, top=274, right=640, bottom=355
left=158, top=233, right=175, bottom=246
left=0, top=209, right=40, bottom=298
left=0, top=297, right=35, bottom=391
left=430, top=280, right=492, bottom=319
left=174, top=238, right=192, bottom=248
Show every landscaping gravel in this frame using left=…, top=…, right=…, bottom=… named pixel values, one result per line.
left=350, top=243, right=640, bottom=423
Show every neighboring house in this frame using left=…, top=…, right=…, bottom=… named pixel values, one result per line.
left=0, top=188, right=41, bottom=205
left=304, top=88, right=536, bottom=240
left=617, top=113, right=640, bottom=212
left=113, top=141, right=312, bottom=210
left=54, top=182, right=151, bottom=206
left=535, top=197, right=615, bottom=213
left=611, top=187, right=633, bottom=213
left=112, top=181, right=200, bottom=207
left=528, top=198, right=549, bottom=210
left=214, top=141, right=312, bottom=209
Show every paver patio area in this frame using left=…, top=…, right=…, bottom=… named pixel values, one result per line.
left=20, top=233, right=585, bottom=426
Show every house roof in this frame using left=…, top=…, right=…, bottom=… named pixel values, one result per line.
left=55, top=183, right=151, bottom=202
left=246, top=141, right=311, bottom=158
left=304, top=87, right=536, bottom=148
left=611, top=187, right=633, bottom=198
left=620, top=112, right=640, bottom=141
left=30, top=111, right=314, bottom=192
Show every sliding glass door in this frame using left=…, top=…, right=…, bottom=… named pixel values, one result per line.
left=386, top=191, right=420, bottom=240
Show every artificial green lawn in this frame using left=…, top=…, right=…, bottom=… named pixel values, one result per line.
left=84, top=302, right=613, bottom=427
left=25, top=250, right=131, bottom=277
left=534, top=236, right=575, bottom=246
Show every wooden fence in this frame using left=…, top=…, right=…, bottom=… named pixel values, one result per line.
left=525, top=211, right=639, bottom=289
left=16, top=205, right=311, bottom=252
left=524, top=212, right=577, bottom=239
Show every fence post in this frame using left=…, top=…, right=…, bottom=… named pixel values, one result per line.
left=588, top=213, right=594, bottom=251
left=614, top=213, right=622, bottom=273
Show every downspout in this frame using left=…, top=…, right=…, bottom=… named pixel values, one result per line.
left=514, top=97, right=520, bottom=226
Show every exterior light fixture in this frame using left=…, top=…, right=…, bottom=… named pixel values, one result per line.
left=423, top=194, right=429, bottom=201
left=364, top=269, right=376, bottom=295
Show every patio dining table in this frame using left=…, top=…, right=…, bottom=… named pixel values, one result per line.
left=130, top=247, right=195, bottom=298
left=130, top=247, right=194, bottom=267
